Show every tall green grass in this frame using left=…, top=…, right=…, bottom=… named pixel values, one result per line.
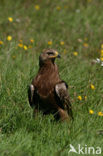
left=0, top=0, right=103, bottom=155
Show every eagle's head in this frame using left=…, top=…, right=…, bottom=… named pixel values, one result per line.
left=39, top=49, right=61, bottom=66
left=39, top=49, right=60, bottom=66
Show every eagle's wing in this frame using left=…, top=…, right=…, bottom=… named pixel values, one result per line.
left=28, top=84, right=35, bottom=108
left=55, top=82, right=73, bottom=119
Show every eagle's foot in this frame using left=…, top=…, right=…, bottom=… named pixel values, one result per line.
left=54, top=108, right=70, bottom=121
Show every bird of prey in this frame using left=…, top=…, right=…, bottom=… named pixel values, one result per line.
left=28, top=49, right=73, bottom=121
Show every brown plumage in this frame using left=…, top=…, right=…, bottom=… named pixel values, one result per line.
left=28, top=49, right=73, bottom=121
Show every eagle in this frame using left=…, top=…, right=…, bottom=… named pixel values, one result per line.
left=28, top=49, right=73, bottom=121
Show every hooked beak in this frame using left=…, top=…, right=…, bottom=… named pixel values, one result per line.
left=55, top=51, right=61, bottom=58
left=50, top=51, right=61, bottom=59
left=57, top=53, right=61, bottom=58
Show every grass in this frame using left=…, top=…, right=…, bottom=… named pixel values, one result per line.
left=0, top=0, right=103, bottom=155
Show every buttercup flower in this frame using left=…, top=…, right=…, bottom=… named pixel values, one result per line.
left=18, top=43, right=23, bottom=48
left=77, top=96, right=82, bottom=101
left=34, top=5, right=40, bottom=10
left=101, top=44, right=103, bottom=49
left=19, top=40, right=23, bottom=43
left=100, top=57, right=103, bottom=61
left=84, top=96, right=87, bottom=100
left=73, top=52, right=78, bottom=56
left=89, top=110, right=94, bottom=114
left=48, top=41, right=52, bottom=45
left=60, top=41, right=64, bottom=45
left=100, top=50, right=103, bottom=56
left=83, top=43, right=88, bottom=48
left=90, top=84, right=95, bottom=90
left=56, top=6, right=61, bottom=11
left=100, top=49, right=103, bottom=53
left=98, top=112, right=103, bottom=116
left=30, top=39, right=34, bottom=43
left=7, top=36, right=12, bottom=41
left=0, top=41, right=3, bottom=45
left=23, top=45, right=28, bottom=50
left=8, top=17, right=13, bottom=22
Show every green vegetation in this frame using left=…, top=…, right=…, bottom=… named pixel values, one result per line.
left=0, top=0, right=103, bottom=155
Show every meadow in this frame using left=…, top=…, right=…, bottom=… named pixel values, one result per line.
left=0, top=0, right=103, bottom=155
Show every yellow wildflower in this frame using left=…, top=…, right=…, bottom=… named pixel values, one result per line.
left=100, top=50, right=103, bottom=56
left=30, top=39, right=34, bottom=43
left=19, top=40, right=23, bottom=43
left=89, top=110, right=94, bottom=114
left=0, top=41, right=3, bottom=45
left=83, top=43, right=88, bottom=48
left=56, top=6, right=61, bottom=11
left=12, top=55, right=16, bottom=60
left=34, top=5, right=40, bottom=10
left=100, top=57, right=103, bottom=61
left=90, top=84, right=95, bottom=90
left=18, top=43, right=23, bottom=48
left=77, top=96, right=82, bottom=101
left=100, top=49, right=103, bottom=53
left=98, top=112, right=103, bottom=116
left=101, top=44, right=103, bottom=49
left=23, top=45, right=28, bottom=50
left=48, top=41, right=52, bottom=45
left=7, top=36, right=12, bottom=41
left=8, top=17, right=13, bottom=22
left=73, top=52, right=78, bottom=56
left=84, top=96, right=87, bottom=100
left=60, top=41, right=64, bottom=45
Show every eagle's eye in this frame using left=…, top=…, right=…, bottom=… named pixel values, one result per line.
left=47, top=52, right=54, bottom=56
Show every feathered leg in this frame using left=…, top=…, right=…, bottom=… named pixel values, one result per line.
left=58, top=108, right=70, bottom=121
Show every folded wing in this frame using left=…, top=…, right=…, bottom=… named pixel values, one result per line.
left=55, top=81, right=73, bottom=119
left=28, top=84, right=35, bottom=108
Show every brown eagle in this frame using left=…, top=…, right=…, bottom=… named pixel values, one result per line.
left=28, top=49, right=73, bottom=121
